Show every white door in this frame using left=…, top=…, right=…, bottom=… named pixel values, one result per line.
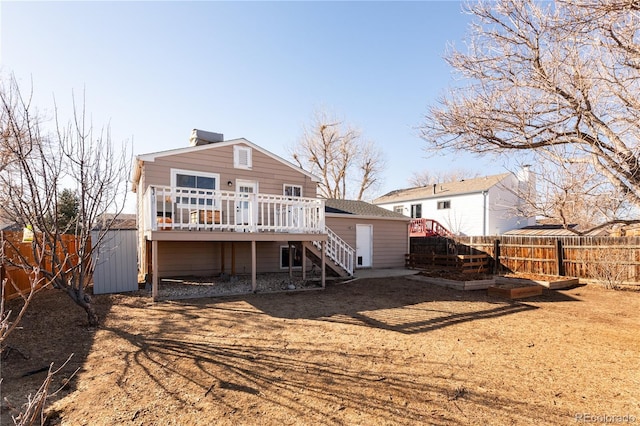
left=235, top=181, right=257, bottom=225
left=356, top=224, right=373, bottom=268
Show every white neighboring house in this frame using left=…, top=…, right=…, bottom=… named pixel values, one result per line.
left=373, top=171, right=536, bottom=236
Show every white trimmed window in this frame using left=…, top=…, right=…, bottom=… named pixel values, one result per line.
left=410, top=204, right=422, bottom=218
left=171, top=169, right=220, bottom=207
left=283, top=184, right=302, bottom=197
left=393, top=205, right=404, bottom=214
left=437, top=200, right=451, bottom=210
left=234, top=145, right=252, bottom=169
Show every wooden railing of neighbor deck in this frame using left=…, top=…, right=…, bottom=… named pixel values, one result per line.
left=409, top=235, right=640, bottom=286
left=1, top=231, right=86, bottom=301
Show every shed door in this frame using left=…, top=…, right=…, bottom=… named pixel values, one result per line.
left=92, top=230, right=138, bottom=294
left=356, top=224, right=373, bottom=268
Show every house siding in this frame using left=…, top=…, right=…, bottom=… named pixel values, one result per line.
left=137, top=141, right=321, bottom=278
left=377, top=193, right=486, bottom=236
left=136, top=174, right=148, bottom=276
left=135, top=139, right=413, bottom=284
left=143, top=142, right=317, bottom=197
left=375, top=173, right=534, bottom=236
left=486, top=176, right=533, bottom=235
left=325, top=216, right=408, bottom=268
left=155, top=240, right=317, bottom=278
left=428, top=193, right=485, bottom=236
left=150, top=214, right=408, bottom=278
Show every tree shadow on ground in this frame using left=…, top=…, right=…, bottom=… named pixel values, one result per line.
left=113, top=276, right=580, bottom=423
left=205, top=276, right=579, bottom=335
left=0, top=288, right=114, bottom=425
left=99, top=315, right=568, bottom=425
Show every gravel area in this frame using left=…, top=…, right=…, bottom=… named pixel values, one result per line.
left=154, top=272, right=328, bottom=300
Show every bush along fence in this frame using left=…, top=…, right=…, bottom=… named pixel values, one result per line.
left=409, top=235, right=640, bottom=287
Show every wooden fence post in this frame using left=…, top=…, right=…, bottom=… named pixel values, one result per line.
left=556, top=239, right=565, bottom=276
left=493, top=239, right=501, bottom=275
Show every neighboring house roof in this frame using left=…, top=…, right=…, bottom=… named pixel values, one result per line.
left=93, top=213, right=137, bottom=230
left=131, top=136, right=320, bottom=190
left=608, top=224, right=640, bottom=237
left=325, top=199, right=409, bottom=220
left=0, top=221, right=20, bottom=231
left=503, top=224, right=579, bottom=237
left=0, top=207, right=16, bottom=231
left=0, top=208, right=19, bottom=231
left=373, top=173, right=512, bottom=204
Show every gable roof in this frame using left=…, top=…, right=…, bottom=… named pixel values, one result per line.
left=373, top=172, right=512, bottom=205
left=131, top=136, right=320, bottom=189
left=0, top=207, right=18, bottom=231
left=325, top=199, right=409, bottom=220
left=503, top=224, right=579, bottom=237
left=93, top=213, right=138, bottom=230
left=0, top=221, right=20, bottom=231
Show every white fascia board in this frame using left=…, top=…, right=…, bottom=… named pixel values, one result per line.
left=381, top=190, right=488, bottom=205
left=134, top=138, right=321, bottom=183
left=325, top=213, right=411, bottom=222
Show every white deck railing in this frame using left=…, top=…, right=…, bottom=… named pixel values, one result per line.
left=314, top=226, right=355, bottom=276
left=143, top=185, right=325, bottom=234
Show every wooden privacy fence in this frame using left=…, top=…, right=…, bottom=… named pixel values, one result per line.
left=1, top=230, right=86, bottom=301
left=410, top=235, right=640, bottom=285
left=405, top=253, right=489, bottom=273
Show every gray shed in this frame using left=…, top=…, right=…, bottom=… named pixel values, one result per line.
left=91, top=214, right=138, bottom=295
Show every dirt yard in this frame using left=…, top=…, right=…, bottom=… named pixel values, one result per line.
left=2, top=276, right=639, bottom=425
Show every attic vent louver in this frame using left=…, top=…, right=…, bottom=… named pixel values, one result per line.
left=190, top=129, right=224, bottom=146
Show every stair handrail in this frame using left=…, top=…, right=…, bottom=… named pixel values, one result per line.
left=432, top=219, right=455, bottom=238
left=409, top=218, right=454, bottom=238
left=313, top=226, right=355, bottom=276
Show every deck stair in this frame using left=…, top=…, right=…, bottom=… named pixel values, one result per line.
left=409, top=218, right=454, bottom=238
left=292, top=226, right=354, bottom=278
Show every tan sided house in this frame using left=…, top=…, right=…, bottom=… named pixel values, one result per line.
left=132, top=130, right=409, bottom=298
left=324, top=199, right=409, bottom=270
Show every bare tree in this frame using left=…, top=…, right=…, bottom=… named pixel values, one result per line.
left=0, top=75, right=130, bottom=326
left=408, top=169, right=480, bottom=187
left=3, top=354, right=77, bottom=426
left=421, top=0, right=640, bottom=227
left=509, top=162, right=633, bottom=232
left=290, top=110, right=386, bottom=200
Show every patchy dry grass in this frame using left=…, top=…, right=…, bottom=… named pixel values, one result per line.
left=2, top=277, right=639, bottom=425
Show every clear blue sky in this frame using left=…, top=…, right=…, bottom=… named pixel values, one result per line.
left=1, top=1, right=507, bottom=212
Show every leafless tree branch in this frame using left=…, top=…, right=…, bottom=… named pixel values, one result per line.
left=0, top=75, right=131, bottom=326
left=422, top=0, right=640, bottom=220
left=290, top=109, right=385, bottom=200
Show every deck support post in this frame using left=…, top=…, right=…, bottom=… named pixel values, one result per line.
left=288, top=242, right=294, bottom=279
left=321, top=240, right=326, bottom=289
left=231, top=242, right=236, bottom=276
left=251, top=240, right=257, bottom=292
left=220, top=242, right=225, bottom=274
left=302, top=243, right=307, bottom=280
left=152, top=240, right=158, bottom=301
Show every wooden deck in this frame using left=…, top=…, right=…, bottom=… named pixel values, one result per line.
left=409, top=218, right=454, bottom=238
